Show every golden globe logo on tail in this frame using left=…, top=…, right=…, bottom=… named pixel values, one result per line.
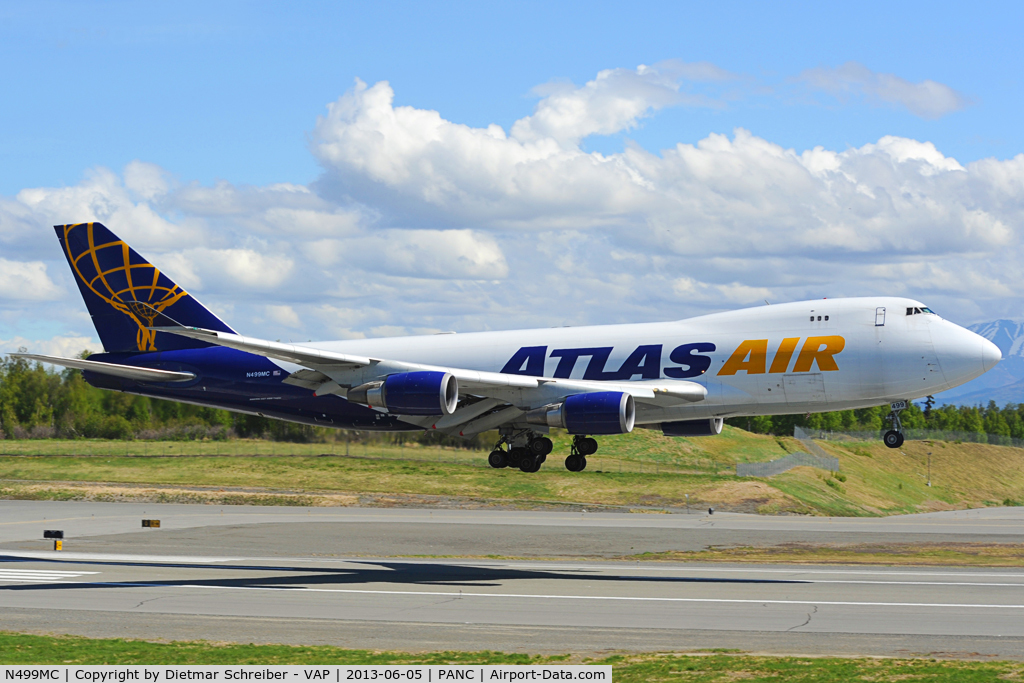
left=61, top=222, right=188, bottom=351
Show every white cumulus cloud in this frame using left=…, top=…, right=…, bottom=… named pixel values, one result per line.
left=511, top=65, right=688, bottom=145
left=0, top=334, right=97, bottom=358
left=3, top=64, right=1024, bottom=354
left=0, top=259, right=62, bottom=301
left=265, top=304, right=301, bottom=328
left=799, top=61, right=968, bottom=119
left=189, top=247, right=295, bottom=290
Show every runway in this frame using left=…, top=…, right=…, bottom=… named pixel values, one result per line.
left=2, top=500, right=1024, bottom=659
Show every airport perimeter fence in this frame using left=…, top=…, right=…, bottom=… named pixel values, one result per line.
left=736, top=423, right=1024, bottom=477
left=736, top=451, right=840, bottom=477
left=798, top=427, right=1024, bottom=448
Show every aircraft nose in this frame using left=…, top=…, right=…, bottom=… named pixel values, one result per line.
left=981, top=336, right=1002, bottom=372
left=932, top=322, right=1001, bottom=387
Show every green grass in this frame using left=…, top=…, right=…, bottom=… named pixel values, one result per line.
left=611, top=653, right=1023, bottom=682
left=1, top=633, right=1020, bottom=679
left=0, top=433, right=732, bottom=474
left=2, top=427, right=1024, bottom=517
left=0, top=451, right=730, bottom=508
left=0, top=438, right=481, bottom=460
left=628, top=542, right=1024, bottom=567
left=0, top=632, right=545, bottom=664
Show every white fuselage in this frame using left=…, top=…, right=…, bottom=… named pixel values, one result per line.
left=295, top=297, right=1000, bottom=424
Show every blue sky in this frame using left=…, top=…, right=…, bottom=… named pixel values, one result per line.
left=2, top=1, right=1018, bottom=192
left=1, top=0, right=1023, bottom=355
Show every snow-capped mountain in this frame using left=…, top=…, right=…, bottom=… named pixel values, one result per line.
left=936, top=320, right=1024, bottom=406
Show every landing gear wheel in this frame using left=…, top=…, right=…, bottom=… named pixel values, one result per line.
left=573, top=436, right=598, bottom=456
left=883, top=401, right=907, bottom=449
left=565, top=454, right=587, bottom=472
left=520, top=456, right=541, bottom=473
left=883, top=430, right=904, bottom=449
left=488, top=449, right=508, bottom=468
left=530, top=437, right=553, bottom=457
left=508, top=447, right=528, bottom=468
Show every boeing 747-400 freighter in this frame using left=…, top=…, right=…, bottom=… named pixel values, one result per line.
left=14, top=222, right=1002, bottom=472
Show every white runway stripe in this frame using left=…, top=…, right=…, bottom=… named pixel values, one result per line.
left=178, top=584, right=1024, bottom=610
left=473, top=562, right=1024, bottom=579
left=0, top=568, right=99, bottom=583
left=0, top=551, right=239, bottom=563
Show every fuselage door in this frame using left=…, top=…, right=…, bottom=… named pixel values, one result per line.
left=784, top=373, right=827, bottom=408
left=875, top=307, right=886, bottom=326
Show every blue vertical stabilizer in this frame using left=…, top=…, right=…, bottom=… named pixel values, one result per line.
left=56, top=222, right=236, bottom=353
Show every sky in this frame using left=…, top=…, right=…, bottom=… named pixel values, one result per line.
left=1, top=0, right=1023, bottom=357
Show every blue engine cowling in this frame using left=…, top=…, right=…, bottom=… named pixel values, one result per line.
left=661, top=418, right=723, bottom=437
left=526, top=391, right=635, bottom=434
left=348, top=371, right=459, bottom=416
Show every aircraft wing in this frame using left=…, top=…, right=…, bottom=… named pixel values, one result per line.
left=149, top=326, right=376, bottom=370
left=151, top=326, right=707, bottom=419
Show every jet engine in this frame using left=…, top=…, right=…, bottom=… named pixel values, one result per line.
left=661, top=417, right=724, bottom=437
left=526, top=391, right=635, bottom=434
left=348, top=371, right=459, bottom=416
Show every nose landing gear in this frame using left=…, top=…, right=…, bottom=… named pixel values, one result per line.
left=883, top=400, right=907, bottom=449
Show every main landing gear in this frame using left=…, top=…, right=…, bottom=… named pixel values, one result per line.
left=883, top=400, right=907, bottom=449
left=488, top=431, right=553, bottom=473
left=564, top=435, right=597, bottom=472
left=487, top=430, right=600, bottom=473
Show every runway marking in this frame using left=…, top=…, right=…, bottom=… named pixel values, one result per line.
left=5, top=563, right=1022, bottom=588
left=0, top=569, right=99, bottom=583
left=615, top=578, right=1024, bottom=587
left=9, top=577, right=1024, bottom=610
left=176, top=584, right=1024, bottom=609
left=0, top=516, right=116, bottom=526
left=451, top=562, right=1024, bottom=579
left=1, top=551, right=240, bottom=563
left=5, top=553, right=1024, bottom=582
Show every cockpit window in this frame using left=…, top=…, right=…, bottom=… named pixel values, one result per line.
left=922, top=307, right=934, bottom=314
left=906, top=306, right=936, bottom=316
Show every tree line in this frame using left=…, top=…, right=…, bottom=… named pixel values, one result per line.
left=0, top=353, right=484, bottom=447
left=1, top=352, right=1019, bottom=444
left=726, top=400, right=1023, bottom=441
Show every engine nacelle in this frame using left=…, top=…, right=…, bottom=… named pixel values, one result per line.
left=661, top=417, right=724, bottom=437
left=526, top=391, right=635, bottom=435
left=348, top=371, right=458, bottom=416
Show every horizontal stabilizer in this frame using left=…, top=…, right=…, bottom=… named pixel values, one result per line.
left=10, top=353, right=195, bottom=383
